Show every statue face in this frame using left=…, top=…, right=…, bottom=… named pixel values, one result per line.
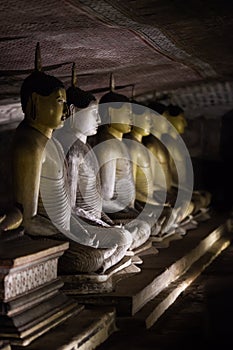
left=72, top=101, right=101, bottom=136
left=33, top=88, right=68, bottom=129
left=165, top=113, right=187, bottom=134
left=133, top=110, right=151, bottom=136
left=150, top=112, right=169, bottom=136
left=110, top=103, right=132, bottom=134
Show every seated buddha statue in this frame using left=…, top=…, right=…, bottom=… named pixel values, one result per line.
left=0, top=45, right=132, bottom=274
left=142, top=102, right=195, bottom=227
left=124, top=101, right=178, bottom=236
left=143, top=103, right=210, bottom=224
left=55, top=66, right=146, bottom=251
left=92, top=86, right=164, bottom=238
left=162, top=104, right=211, bottom=216
left=0, top=43, right=66, bottom=234
left=55, top=66, right=150, bottom=251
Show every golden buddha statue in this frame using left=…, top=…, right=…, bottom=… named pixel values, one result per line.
left=142, top=103, right=172, bottom=201
left=141, top=102, right=196, bottom=229
left=92, top=78, right=162, bottom=239
left=0, top=43, right=67, bottom=233
left=162, top=104, right=211, bottom=216
left=143, top=102, right=210, bottom=226
left=124, top=101, right=178, bottom=236
left=1, top=45, right=131, bottom=273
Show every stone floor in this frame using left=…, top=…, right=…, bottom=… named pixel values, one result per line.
left=97, top=240, right=233, bottom=349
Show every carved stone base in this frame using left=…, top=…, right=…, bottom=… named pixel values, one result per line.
left=0, top=294, right=82, bottom=346
left=1, top=279, right=63, bottom=317
left=0, top=236, right=69, bottom=301
left=61, top=256, right=140, bottom=295
left=0, top=236, right=80, bottom=346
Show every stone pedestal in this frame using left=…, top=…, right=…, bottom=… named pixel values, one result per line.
left=0, top=236, right=81, bottom=346
left=59, top=237, right=154, bottom=296
left=61, top=256, right=141, bottom=295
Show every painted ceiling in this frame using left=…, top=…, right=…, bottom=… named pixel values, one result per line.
left=0, top=0, right=233, bottom=123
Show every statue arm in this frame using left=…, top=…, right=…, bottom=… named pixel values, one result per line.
left=135, top=165, right=163, bottom=205
left=100, top=160, right=127, bottom=212
left=67, top=154, right=79, bottom=209
left=0, top=142, right=42, bottom=232
left=13, top=144, right=43, bottom=227
left=100, top=159, right=116, bottom=200
left=131, top=146, right=162, bottom=206
left=145, top=142, right=172, bottom=193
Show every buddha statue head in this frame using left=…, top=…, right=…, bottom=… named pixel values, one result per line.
left=99, top=74, right=132, bottom=134
left=20, top=43, right=68, bottom=135
left=148, top=102, right=169, bottom=137
left=148, top=102, right=167, bottom=116
left=66, top=63, right=100, bottom=137
left=163, top=104, right=187, bottom=135
left=131, top=102, right=151, bottom=137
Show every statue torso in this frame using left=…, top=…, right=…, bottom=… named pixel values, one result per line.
left=67, top=137, right=102, bottom=220
left=97, top=129, right=136, bottom=207
left=38, top=137, right=71, bottom=231
left=143, top=134, right=172, bottom=190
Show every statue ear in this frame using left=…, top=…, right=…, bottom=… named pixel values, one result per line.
left=108, top=106, right=113, bottom=124
left=69, top=104, right=75, bottom=115
left=69, top=104, right=76, bottom=128
left=25, top=95, right=35, bottom=120
left=30, top=92, right=39, bottom=120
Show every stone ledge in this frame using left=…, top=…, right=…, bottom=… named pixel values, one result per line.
left=117, top=233, right=232, bottom=329
left=72, top=212, right=231, bottom=316
left=12, top=308, right=116, bottom=350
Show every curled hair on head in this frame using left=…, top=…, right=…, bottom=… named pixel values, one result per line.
left=131, top=100, right=147, bottom=115
left=20, top=71, right=64, bottom=113
left=66, top=86, right=96, bottom=109
left=99, top=91, right=129, bottom=106
left=98, top=91, right=130, bottom=123
left=166, top=104, right=184, bottom=117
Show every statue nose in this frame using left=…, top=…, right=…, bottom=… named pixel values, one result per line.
left=129, top=113, right=133, bottom=124
left=97, top=113, right=101, bottom=125
left=64, top=103, right=70, bottom=119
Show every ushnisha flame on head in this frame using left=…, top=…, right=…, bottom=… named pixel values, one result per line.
left=66, top=63, right=96, bottom=109
left=20, top=42, right=65, bottom=114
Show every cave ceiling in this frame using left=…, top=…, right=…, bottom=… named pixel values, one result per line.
left=0, top=0, right=233, bottom=123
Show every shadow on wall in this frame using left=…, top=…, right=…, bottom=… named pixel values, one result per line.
left=182, top=113, right=233, bottom=211
left=182, top=116, right=222, bottom=160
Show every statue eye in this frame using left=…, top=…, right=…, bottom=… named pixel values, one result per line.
left=57, top=98, right=65, bottom=104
